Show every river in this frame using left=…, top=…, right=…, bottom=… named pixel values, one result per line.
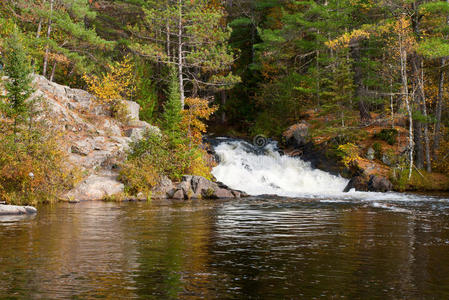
left=1, top=195, right=449, bottom=299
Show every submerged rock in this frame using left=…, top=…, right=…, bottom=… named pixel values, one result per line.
left=0, top=204, right=37, bottom=215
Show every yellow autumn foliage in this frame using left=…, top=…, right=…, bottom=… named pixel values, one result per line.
left=337, top=143, right=361, bottom=167
left=182, top=97, right=218, bottom=145
left=83, top=56, right=135, bottom=121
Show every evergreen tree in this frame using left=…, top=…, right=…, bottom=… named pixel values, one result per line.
left=1, top=32, right=34, bottom=135
left=129, top=0, right=240, bottom=107
left=160, top=67, right=183, bottom=142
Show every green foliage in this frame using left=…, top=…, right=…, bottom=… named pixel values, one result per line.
left=1, top=33, right=34, bottom=129
left=374, top=129, right=398, bottom=145
left=372, top=142, right=383, bottom=160
left=160, top=68, right=183, bottom=142
left=120, top=131, right=215, bottom=196
left=336, top=143, right=360, bottom=167
left=134, top=60, right=157, bottom=122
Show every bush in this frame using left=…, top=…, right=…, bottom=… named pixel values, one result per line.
left=119, top=132, right=216, bottom=196
left=374, top=128, right=398, bottom=145
left=336, top=143, right=360, bottom=167
left=83, top=56, right=134, bottom=122
left=372, top=142, right=383, bottom=160
left=0, top=126, right=77, bottom=205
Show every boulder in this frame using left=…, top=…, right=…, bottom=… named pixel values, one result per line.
left=65, top=174, right=124, bottom=201
left=368, top=175, right=393, bottom=192
left=175, top=175, right=246, bottom=199
left=171, top=189, right=185, bottom=200
left=366, top=147, right=375, bottom=160
left=152, top=176, right=175, bottom=199
left=343, top=175, right=369, bottom=192
left=283, top=122, right=310, bottom=148
left=343, top=174, right=393, bottom=192
left=71, top=138, right=94, bottom=156
left=125, top=127, right=147, bottom=141
left=124, top=100, right=140, bottom=121
left=0, top=204, right=37, bottom=215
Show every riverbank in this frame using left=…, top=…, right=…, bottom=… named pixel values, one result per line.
left=281, top=115, right=449, bottom=193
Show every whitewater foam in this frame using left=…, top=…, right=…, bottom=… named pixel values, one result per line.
left=211, top=139, right=449, bottom=202
left=212, top=139, right=348, bottom=197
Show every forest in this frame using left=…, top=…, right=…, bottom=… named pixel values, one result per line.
left=1, top=0, right=449, bottom=204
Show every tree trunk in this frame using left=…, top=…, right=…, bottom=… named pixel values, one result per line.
left=433, top=57, right=445, bottom=159
left=414, top=120, right=424, bottom=169
left=351, top=43, right=371, bottom=123
left=399, top=33, right=414, bottom=180
left=166, top=21, right=170, bottom=58
left=36, top=18, right=42, bottom=38
left=178, top=0, right=185, bottom=108
left=419, top=60, right=431, bottom=172
left=50, top=61, right=57, bottom=82
left=221, top=89, right=227, bottom=124
left=42, top=0, right=54, bottom=77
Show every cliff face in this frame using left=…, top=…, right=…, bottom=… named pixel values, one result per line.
left=30, top=75, right=160, bottom=201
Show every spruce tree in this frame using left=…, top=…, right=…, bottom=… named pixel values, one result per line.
left=160, top=67, right=183, bottom=143
left=1, top=33, right=34, bottom=135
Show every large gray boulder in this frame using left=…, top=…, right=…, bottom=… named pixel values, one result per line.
left=152, top=176, right=175, bottom=199
left=0, top=204, right=37, bottom=215
left=65, top=174, right=124, bottom=201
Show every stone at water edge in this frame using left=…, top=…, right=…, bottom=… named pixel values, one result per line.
left=343, top=174, right=393, bottom=192
left=368, top=175, right=393, bottom=192
left=0, top=204, right=37, bottom=215
left=65, top=174, right=124, bottom=201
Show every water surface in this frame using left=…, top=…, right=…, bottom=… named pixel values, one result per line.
left=1, top=196, right=449, bottom=299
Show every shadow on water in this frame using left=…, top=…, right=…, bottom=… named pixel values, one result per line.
left=0, top=197, right=449, bottom=298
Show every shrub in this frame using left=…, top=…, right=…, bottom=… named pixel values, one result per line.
left=336, top=143, right=360, bottom=167
left=120, top=131, right=216, bottom=196
left=372, top=142, right=383, bottom=160
left=0, top=126, right=77, bottom=205
left=374, top=128, right=398, bottom=145
left=83, top=56, right=135, bottom=122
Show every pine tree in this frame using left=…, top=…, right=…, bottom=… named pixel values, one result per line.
left=1, top=32, right=34, bottom=136
left=129, top=0, right=240, bottom=107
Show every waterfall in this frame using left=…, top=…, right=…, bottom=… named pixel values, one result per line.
left=211, top=138, right=349, bottom=197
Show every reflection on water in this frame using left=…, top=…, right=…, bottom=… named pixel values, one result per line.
left=1, top=196, right=449, bottom=299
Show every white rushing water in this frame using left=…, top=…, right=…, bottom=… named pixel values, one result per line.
left=211, top=138, right=448, bottom=203
left=212, top=139, right=349, bottom=197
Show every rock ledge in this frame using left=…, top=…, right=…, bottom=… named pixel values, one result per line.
left=0, top=205, right=37, bottom=215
